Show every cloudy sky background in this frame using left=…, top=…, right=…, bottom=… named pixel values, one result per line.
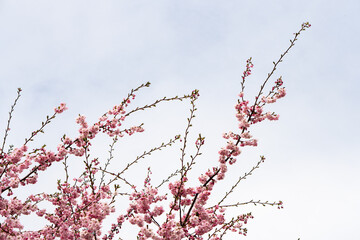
left=0, top=0, right=359, bottom=239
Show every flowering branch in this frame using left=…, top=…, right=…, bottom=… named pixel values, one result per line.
left=0, top=22, right=311, bottom=239
left=181, top=23, right=311, bottom=228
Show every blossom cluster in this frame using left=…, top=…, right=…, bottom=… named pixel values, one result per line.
left=0, top=89, right=146, bottom=239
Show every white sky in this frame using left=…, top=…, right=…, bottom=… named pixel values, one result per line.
left=0, top=1, right=359, bottom=239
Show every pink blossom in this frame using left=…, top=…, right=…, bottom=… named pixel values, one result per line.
left=54, top=103, right=68, bottom=113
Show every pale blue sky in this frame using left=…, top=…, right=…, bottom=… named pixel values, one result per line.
left=0, top=1, right=359, bottom=239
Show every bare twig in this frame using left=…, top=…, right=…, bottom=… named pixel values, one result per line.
left=156, top=169, right=180, bottom=189
left=213, top=199, right=283, bottom=209
left=116, top=136, right=179, bottom=177
left=124, top=94, right=192, bottom=119
left=99, top=136, right=118, bottom=189
left=0, top=88, right=22, bottom=155
left=217, top=156, right=265, bottom=206
left=62, top=156, right=69, bottom=183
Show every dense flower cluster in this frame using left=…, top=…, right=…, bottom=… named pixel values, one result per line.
left=0, top=92, right=145, bottom=239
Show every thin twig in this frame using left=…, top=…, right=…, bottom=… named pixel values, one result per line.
left=62, top=156, right=69, bottom=183
left=99, top=136, right=118, bottom=189
left=213, top=199, right=283, bottom=209
left=97, top=168, right=137, bottom=192
left=170, top=99, right=197, bottom=221
left=0, top=88, right=22, bottom=155
left=217, top=156, right=265, bottom=206
left=156, top=169, right=180, bottom=189
left=116, top=137, right=179, bottom=177
left=124, top=95, right=192, bottom=118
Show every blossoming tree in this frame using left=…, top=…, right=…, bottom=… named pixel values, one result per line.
left=0, top=22, right=311, bottom=239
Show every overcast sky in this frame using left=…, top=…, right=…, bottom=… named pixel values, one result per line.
left=0, top=1, right=359, bottom=239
